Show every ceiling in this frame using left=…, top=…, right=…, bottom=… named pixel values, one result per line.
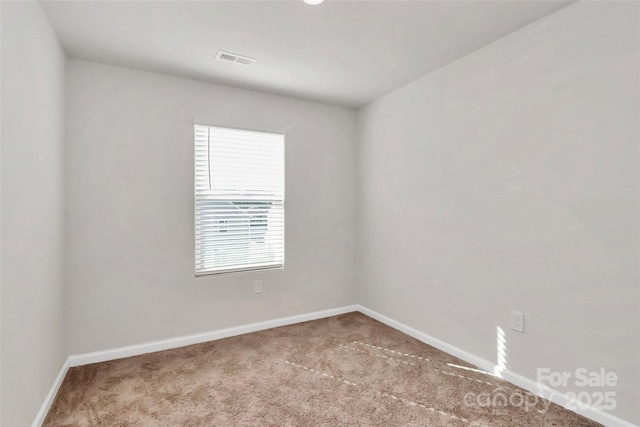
left=41, top=0, right=572, bottom=109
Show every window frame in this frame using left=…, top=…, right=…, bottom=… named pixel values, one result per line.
left=194, top=122, right=286, bottom=277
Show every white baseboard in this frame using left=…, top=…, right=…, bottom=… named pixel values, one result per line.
left=68, top=305, right=360, bottom=367
left=32, top=358, right=71, bottom=427
left=356, top=305, right=638, bottom=427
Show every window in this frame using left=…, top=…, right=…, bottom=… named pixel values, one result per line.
left=195, top=124, right=285, bottom=275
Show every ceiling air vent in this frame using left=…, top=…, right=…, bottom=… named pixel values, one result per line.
left=216, top=50, right=256, bottom=67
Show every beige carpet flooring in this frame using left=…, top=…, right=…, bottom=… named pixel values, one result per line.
left=44, top=313, right=601, bottom=426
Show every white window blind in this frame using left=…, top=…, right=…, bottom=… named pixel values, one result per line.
left=195, top=124, right=284, bottom=275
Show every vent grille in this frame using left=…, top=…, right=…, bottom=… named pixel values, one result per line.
left=216, top=50, right=256, bottom=67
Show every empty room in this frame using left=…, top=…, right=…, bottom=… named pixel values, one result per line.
left=1, top=0, right=638, bottom=426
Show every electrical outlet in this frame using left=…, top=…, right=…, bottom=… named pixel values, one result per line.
left=254, top=280, right=263, bottom=294
left=510, top=311, right=524, bottom=333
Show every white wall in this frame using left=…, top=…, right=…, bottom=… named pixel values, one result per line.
left=65, top=60, right=357, bottom=355
left=357, top=1, right=639, bottom=424
left=0, top=2, right=67, bottom=426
